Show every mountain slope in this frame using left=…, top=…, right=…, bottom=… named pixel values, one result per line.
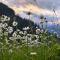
left=0, top=3, right=15, bottom=17
left=0, top=3, right=37, bottom=30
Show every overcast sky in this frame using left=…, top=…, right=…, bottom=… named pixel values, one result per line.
left=0, top=0, right=60, bottom=15
left=0, top=0, right=60, bottom=24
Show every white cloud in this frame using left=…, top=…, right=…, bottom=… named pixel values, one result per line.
left=1, top=0, right=60, bottom=22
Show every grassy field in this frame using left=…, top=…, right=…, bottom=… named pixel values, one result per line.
left=0, top=15, right=60, bottom=60
left=0, top=32, right=60, bottom=60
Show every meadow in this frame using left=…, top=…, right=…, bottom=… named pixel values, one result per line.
left=0, top=15, right=60, bottom=60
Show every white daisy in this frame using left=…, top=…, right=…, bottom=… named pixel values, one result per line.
left=7, top=17, right=10, bottom=21
left=23, top=27, right=30, bottom=31
left=12, top=32, right=17, bottom=37
left=9, top=37, right=14, bottom=40
left=36, top=29, right=40, bottom=34
left=16, top=29, right=20, bottom=32
left=19, top=31, right=24, bottom=34
left=12, top=21, right=18, bottom=26
left=2, top=23, right=8, bottom=28
left=24, top=31, right=27, bottom=35
left=1, top=15, right=10, bottom=22
left=8, top=26, right=13, bottom=33
left=16, top=35, right=21, bottom=39
left=0, top=23, right=3, bottom=28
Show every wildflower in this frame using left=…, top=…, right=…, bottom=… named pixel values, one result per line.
left=16, top=35, right=21, bottom=39
left=41, top=29, right=44, bottom=33
left=5, top=28, right=8, bottom=31
left=28, top=37, right=31, bottom=41
left=36, top=27, right=38, bottom=29
left=35, top=35, right=39, bottom=39
left=36, top=29, right=40, bottom=34
left=2, top=24, right=5, bottom=28
left=1, top=15, right=10, bottom=22
left=19, top=31, right=24, bottom=34
left=0, top=17, right=4, bottom=22
left=12, top=32, right=17, bottom=37
left=9, top=49, right=13, bottom=53
left=27, top=34, right=31, bottom=38
left=9, top=37, right=14, bottom=40
left=16, top=29, right=20, bottom=32
left=23, top=27, right=30, bottom=31
left=4, top=23, right=8, bottom=27
left=2, top=15, right=7, bottom=19
left=8, top=26, right=13, bottom=33
left=12, top=21, right=18, bottom=26
left=34, top=39, right=38, bottom=42
left=0, top=23, right=3, bottom=28
left=24, top=31, right=27, bottom=35
left=7, top=17, right=10, bottom=21
left=2, top=23, right=8, bottom=28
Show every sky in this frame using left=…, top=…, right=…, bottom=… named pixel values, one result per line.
left=0, top=0, right=60, bottom=24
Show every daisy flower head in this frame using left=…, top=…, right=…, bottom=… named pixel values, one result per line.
left=12, top=21, right=18, bottom=26
left=8, top=26, right=13, bottom=33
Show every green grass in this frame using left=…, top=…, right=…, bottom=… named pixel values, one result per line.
left=0, top=42, right=60, bottom=60
left=0, top=32, right=60, bottom=60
